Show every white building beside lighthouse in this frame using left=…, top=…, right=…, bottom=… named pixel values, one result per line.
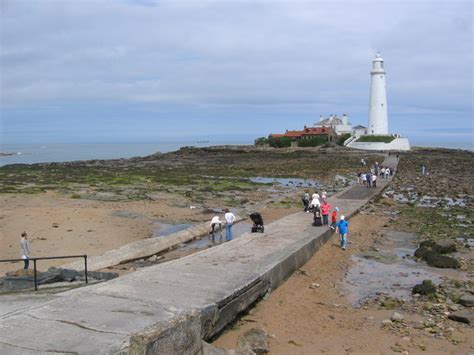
left=368, top=52, right=389, bottom=135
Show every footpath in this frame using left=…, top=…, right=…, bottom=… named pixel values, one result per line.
left=0, top=156, right=398, bottom=354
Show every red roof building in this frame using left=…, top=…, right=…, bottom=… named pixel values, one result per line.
left=270, top=126, right=333, bottom=139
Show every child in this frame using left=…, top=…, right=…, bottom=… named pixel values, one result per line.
left=336, top=215, right=349, bottom=250
left=330, top=207, right=339, bottom=230
left=320, top=201, right=332, bottom=225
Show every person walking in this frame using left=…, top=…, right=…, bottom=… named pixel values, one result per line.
left=421, top=164, right=429, bottom=176
left=224, top=209, right=236, bottom=241
left=20, top=231, right=31, bottom=269
left=321, top=201, right=332, bottom=225
left=336, top=216, right=349, bottom=250
left=366, top=172, right=372, bottom=188
left=209, top=216, right=223, bottom=244
left=302, top=192, right=310, bottom=212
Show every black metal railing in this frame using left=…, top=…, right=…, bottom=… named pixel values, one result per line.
left=0, top=255, right=88, bottom=291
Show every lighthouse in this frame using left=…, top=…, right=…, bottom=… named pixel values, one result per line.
left=368, top=52, right=388, bottom=135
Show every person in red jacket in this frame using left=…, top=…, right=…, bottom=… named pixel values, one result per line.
left=330, top=207, right=340, bottom=230
left=320, top=201, right=332, bottom=225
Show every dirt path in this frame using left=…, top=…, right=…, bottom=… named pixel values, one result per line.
left=213, top=212, right=473, bottom=354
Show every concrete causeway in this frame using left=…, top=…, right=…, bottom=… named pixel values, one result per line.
left=0, top=156, right=398, bottom=354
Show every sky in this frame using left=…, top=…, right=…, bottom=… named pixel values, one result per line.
left=1, top=0, right=473, bottom=147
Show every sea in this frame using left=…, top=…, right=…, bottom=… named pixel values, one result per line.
left=0, top=139, right=252, bottom=167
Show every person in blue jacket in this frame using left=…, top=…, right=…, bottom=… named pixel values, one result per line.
left=336, top=215, right=349, bottom=250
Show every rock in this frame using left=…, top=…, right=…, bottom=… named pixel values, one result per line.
left=149, top=255, right=159, bottom=262
left=415, top=240, right=458, bottom=268
left=0, top=267, right=119, bottom=292
left=414, top=245, right=432, bottom=259
left=412, top=280, right=436, bottom=296
left=448, top=304, right=459, bottom=312
left=237, top=328, right=270, bottom=354
left=333, top=175, right=347, bottom=186
left=425, top=254, right=460, bottom=269
left=448, top=310, right=474, bottom=325
left=309, top=283, right=320, bottom=289
left=423, top=318, right=436, bottom=327
left=459, top=294, right=474, bottom=307
left=5, top=269, right=35, bottom=277
left=391, top=312, right=404, bottom=323
left=380, top=198, right=397, bottom=206
left=382, top=319, right=393, bottom=326
left=390, top=343, right=405, bottom=353
left=435, top=240, right=457, bottom=253
left=422, top=302, right=433, bottom=311
left=201, top=341, right=236, bottom=355
left=449, top=331, right=465, bottom=343
left=381, top=297, right=399, bottom=309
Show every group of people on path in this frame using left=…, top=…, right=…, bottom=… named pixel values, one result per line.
left=208, top=209, right=236, bottom=244
left=357, top=161, right=393, bottom=188
left=302, top=190, right=349, bottom=250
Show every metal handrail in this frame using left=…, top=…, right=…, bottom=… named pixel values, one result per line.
left=0, top=255, right=88, bottom=291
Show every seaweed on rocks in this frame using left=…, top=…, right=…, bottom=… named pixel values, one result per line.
left=412, top=279, right=437, bottom=296
left=414, top=240, right=459, bottom=269
left=424, top=253, right=460, bottom=269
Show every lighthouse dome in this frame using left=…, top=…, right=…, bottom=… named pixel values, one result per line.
left=373, top=51, right=383, bottom=62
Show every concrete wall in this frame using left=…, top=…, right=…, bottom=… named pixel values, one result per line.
left=347, top=137, right=410, bottom=151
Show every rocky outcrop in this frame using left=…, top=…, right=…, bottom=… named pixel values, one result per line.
left=0, top=267, right=118, bottom=292
left=412, top=280, right=437, bottom=296
left=414, top=240, right=460, bottom=269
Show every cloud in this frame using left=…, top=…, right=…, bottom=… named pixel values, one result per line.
left=0, top=0, right=472, bottom=142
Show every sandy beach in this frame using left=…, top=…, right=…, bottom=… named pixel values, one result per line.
left=0, top=190, right=302, bottom=275
left=0, top=191, right=213, bottom=274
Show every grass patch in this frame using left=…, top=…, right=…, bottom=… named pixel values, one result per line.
left=357, top=135, right=395, bottom=143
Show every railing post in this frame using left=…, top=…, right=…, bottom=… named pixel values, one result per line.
left=84, top=255, right=88, bottom=284
left=33, top=259, right=38, bottom=291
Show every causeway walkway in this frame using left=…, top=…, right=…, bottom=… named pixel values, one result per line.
left=0, top=156, right=398, bottom=354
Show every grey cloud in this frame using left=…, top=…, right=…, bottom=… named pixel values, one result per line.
left=1, top=0, right=472, bottom=124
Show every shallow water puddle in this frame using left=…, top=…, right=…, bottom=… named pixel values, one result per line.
left=343, top=230, right=465, bottom=307
left=249, top=177, right=322, bottom=188
left=152, top=222, right=191, bottom=237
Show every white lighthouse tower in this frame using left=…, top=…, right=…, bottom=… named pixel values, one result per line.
left=368, top=52, right=388, bottom=135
